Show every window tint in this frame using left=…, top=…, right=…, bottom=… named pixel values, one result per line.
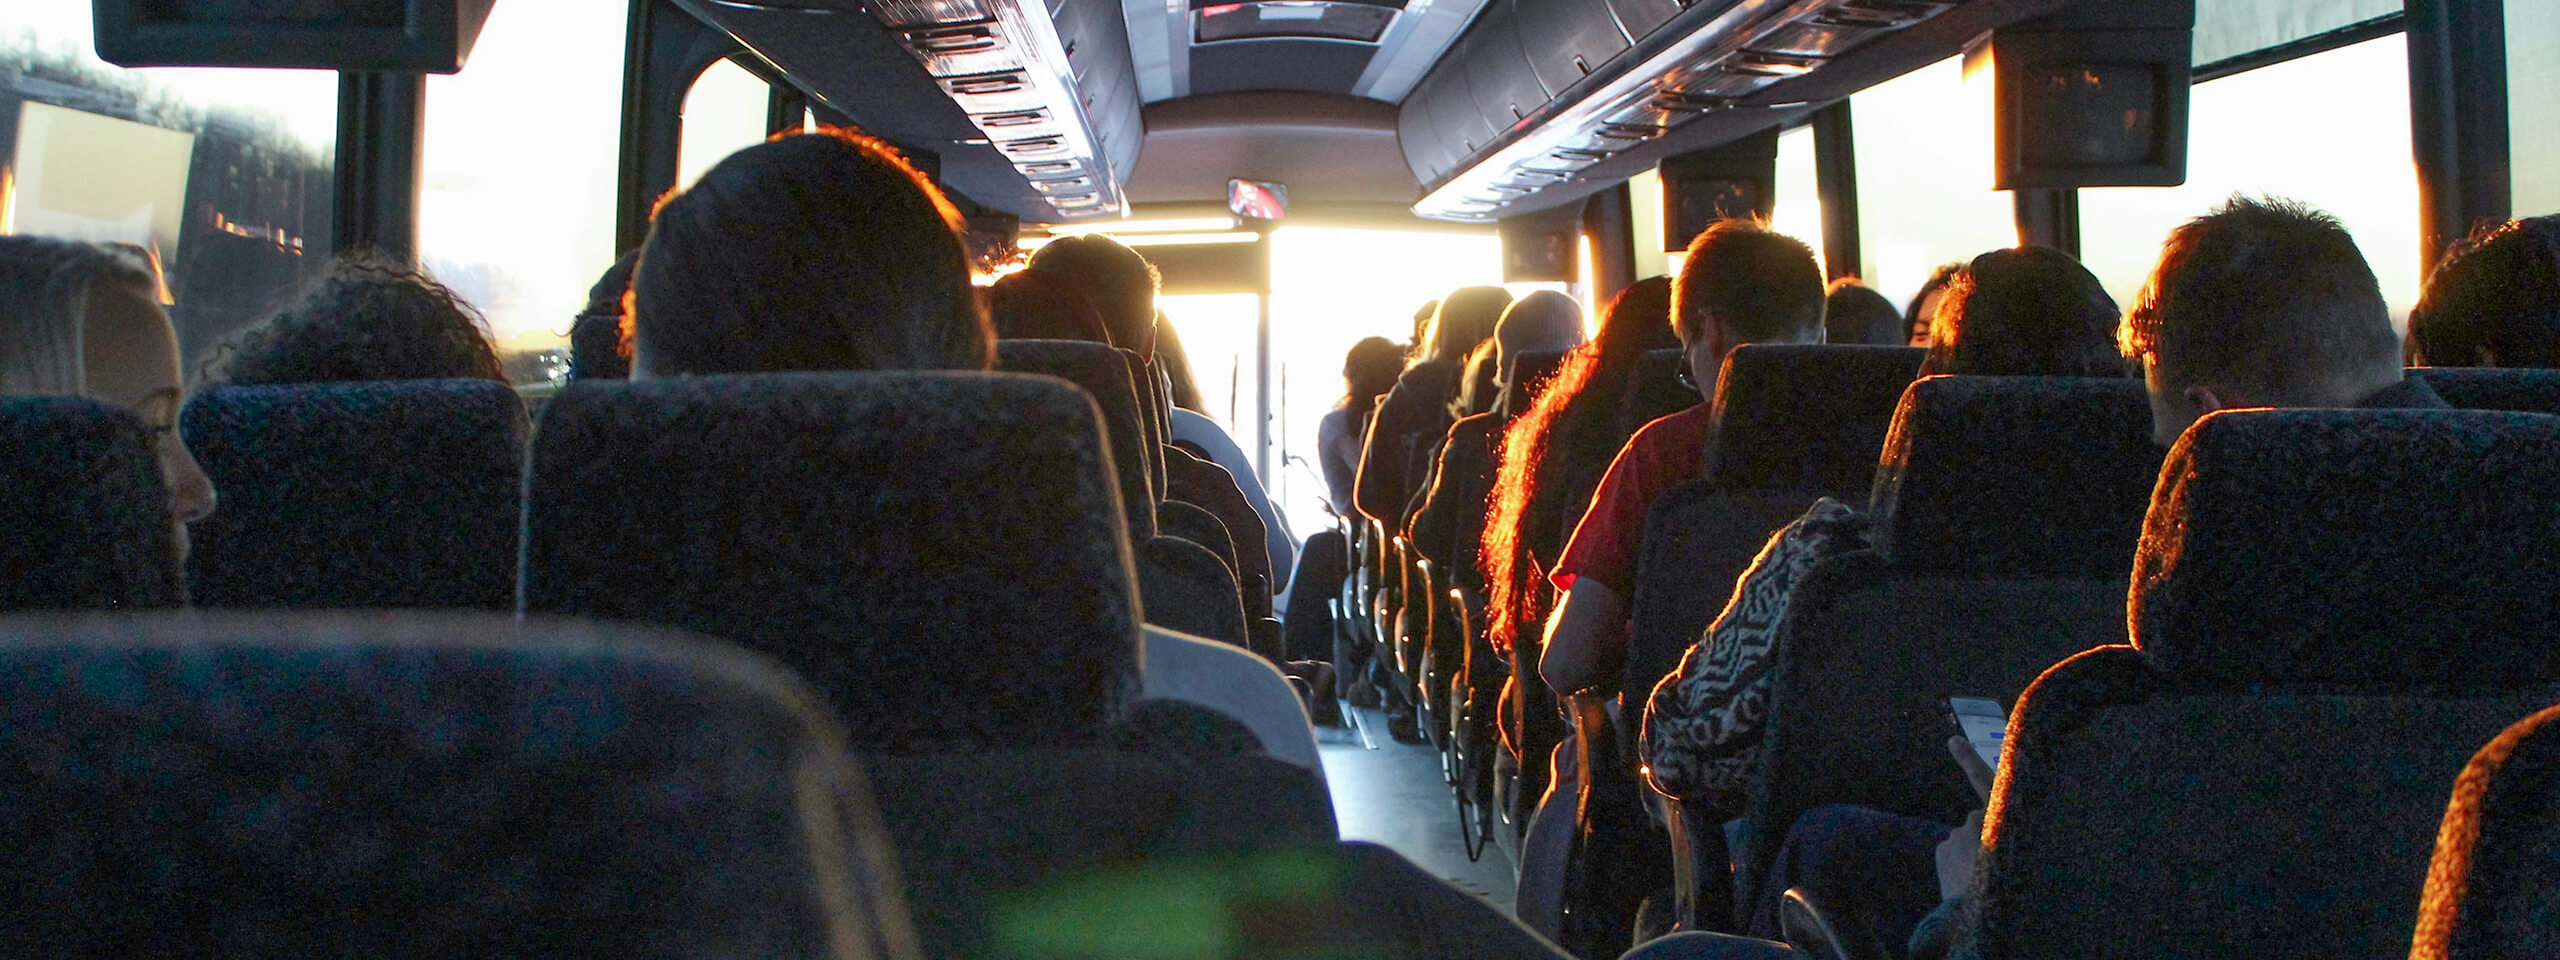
left=2513, top=1, right=2560, bottom=216
left=2, top=1, right=337, bottom=371
left=1850, top=56, right=2018, bottom=313
left=419, top=0, right=624, bottom=385
left=1770, top=123, right=1826, bottom=276
left=2079, top=35, right=2421, bottom=329
left=677, top=59, right=773, bottom=191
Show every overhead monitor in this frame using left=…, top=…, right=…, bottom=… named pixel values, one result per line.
left=1987, top=5, right=2192, bottom=189
left=1228, top=178, right=1289, bottom=220
left=92, top=0, right=499, bottom=72
left=1659, top=128, right=1778, bottom=251
left=1499, top=214, right=1575, bottom=283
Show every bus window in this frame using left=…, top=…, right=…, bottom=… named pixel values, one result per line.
left=1, top=1, right=336, bottom=371
left=419, top=0, right=624, bottom=385
left=1850, top=56, right=2017, bottom=313
left=677, top=59, right=773, bottom=191
left=2078, top=35, right=2421, bottom=330
left=2514, top=2, right=2560, bottom=216
left=1770, top=124, right=1826, bottom=278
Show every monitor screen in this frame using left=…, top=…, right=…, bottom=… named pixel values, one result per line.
left=1664, top=176, right=1766, bottom=252
left=1228, top=179, right=1289, bottom=220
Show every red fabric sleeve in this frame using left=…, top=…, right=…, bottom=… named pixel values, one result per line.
left=1549, top=405, right=1715, bottom=596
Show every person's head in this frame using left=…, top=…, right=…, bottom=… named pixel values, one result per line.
left=1341, top=335, right=1404, bottom=418
left=200, top=252, right=505, bottom=387
left=985, top=269, right=1112, bottom=344
left=1408, top=300, right=1439, bottom=357
left=2408, top=214, right=2560, bottom=367
left=1493, top=290, right=1586, bottom=384
left=1905, top=262, right=1963, bottom=347
left=630, top=127, right=992, bottom=377
left=1919, top=247, right=2124, bottom=378
left=568, top=250, right=639, bottom=381
left=1025, top=235, right=1161, bottom=358
left=0, top=236, right=217, bottom=546
left=1455, top=340, right=1502, bottom=418
left=1594, top=276, right=1680, bottom=358
left=1421, top=286, right=1514, bottom=366
left=2120, top=195, right=2404, bottom=445
left=1824, top=278, right=1905, bottom=346
left=1671, top=220, right=1826, bottom=394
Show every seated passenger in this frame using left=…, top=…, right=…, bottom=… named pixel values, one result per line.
left=1318, top=336, right=1406, bottom=518
left=199, top=253, right=506, bottom=386
left=985, top=268, right=1112, bottom=344
left=1668, top=198, right=2448, bottom=960
left=1825, top=278, right=1906, bottom=346
left=1412, top=291, right=1587, bottom=574
left=1903, top=262, right=1962, bottom=348
left=2405, top=213, right=2560, bottom=368
left=1353, top=285, right=1511, bottom=530
left=567, top=250, right=638, bottom=381
left=1519, top=222, right=1825, bottom=932
left=1155, top=309, right=1210, bottom=413
left=0, top=237, right=219, bottom=555
left=625, top=127, right=1309, bottom=767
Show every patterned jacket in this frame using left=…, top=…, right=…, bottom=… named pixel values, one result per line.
left=1642, top=497, right=1873, bottom=811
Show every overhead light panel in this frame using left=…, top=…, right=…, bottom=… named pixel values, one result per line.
left=875, top=0, right=1131, bottom=220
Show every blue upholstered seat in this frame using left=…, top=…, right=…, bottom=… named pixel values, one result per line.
left=2411, top=701, right=2560, bottom=960
left=180, top=379, right=525, bottom=609
left=0, top=396, right=179, bottom=611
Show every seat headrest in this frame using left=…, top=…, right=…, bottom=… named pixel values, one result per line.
left=0, top=611, right=917, bottom=958
left=1705, top=344, right=1923, bottom=494
left=1501, top=349, right=1570, bottom=418
left=2132, top=409, right=2560, bottom=686
left=178, top=379, right=526, bottom=609
left=523, top=372, right=1141, bottom=750
left=999, top=340, right=1155, bottom=538
left=0, top=396, right=180, bottom=611
left=2413, top=702, right=2560, bottom=960
left=1870, top=376, right=2162, bottom=578
left=2417, top=367, right=2560, bottom=416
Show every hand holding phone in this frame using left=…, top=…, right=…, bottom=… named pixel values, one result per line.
left=1948, top=696, right=2007, bottom=802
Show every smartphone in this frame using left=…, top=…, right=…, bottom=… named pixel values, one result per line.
left=1949, top=696, right=2008, bottom=770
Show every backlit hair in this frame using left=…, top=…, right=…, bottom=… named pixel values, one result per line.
left=0, top=236, right=155, bottom=395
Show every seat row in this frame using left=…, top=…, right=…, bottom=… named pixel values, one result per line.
left=0, top=353, right=1332, bottom=959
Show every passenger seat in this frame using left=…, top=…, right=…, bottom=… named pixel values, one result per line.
left=0, top=396, right=181, bottom=611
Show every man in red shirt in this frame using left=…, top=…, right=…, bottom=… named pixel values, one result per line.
left=1514, top=219, right=1827, bottom=934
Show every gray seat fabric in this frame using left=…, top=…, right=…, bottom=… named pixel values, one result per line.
left=1966, top=408, right=2560, bottom=960
left=999, top=340, right=1254, bottom=648
left=2420, top=366, right=2560, bottom=415
left=1726, top=376, right=2161, bottom=924
left=0, top=611, right=919, bottom=960
left=179, top=380, right=526, bottom=609
left=1703, top=344, right=1924, bottom=492
left=1626, top=347, right=1698, bottom=433
left=522, top=372, right=1142, bottom=751
left=2411, top=703, right=2560, bottom=960
left=0, top=397, right=179, bottom=611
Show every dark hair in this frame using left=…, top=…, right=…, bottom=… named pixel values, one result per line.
left=1453, top=340, right=1501, bottom=419
left=567, top=250, right=639, bottom=381
left=1905, top=262, right=1964, bottom=343
left=1423, top=286, right=1514, bottom=364
left=1026, top=236, right=1162, bottom=356
left=1494, top=290, right=1587, bottom=376
left=2120, top=195, right=2400, bottom=401
left=200, top=252, right=504, bottom=387
left=1671, top=220, right=1825, bottom=345
left=2409, top=214, right=2560, bottom=367
left=1824, top=278, right=1905, bottom=346
left=1921, top=247, right=2124, bottom=377
left=1340, top=335, right=1404, bottom=421
left=1482, top=276, right=1678, bottom=652
left=1151, top=310, right=1205, bottom=413
left=630, top=128, right=991, bottom=376
left=986, top=269, right=1112, bottom=344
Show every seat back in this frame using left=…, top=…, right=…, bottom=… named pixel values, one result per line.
left=0, top=611, right=918, bottom=959
left=0, top=397, right=179, bottom=611
left=523, top=372, right=1142, bottom=751
left=1502, top=348, right=1571, bottom=418
left=2420, top=366, right=2560, bottom=415
left=1969, top=409, right=2560, bottom=960
left=1626, top=347, right=1696, bottom=432
left=1624, top=483, right=1817, bottom=700
left=1733, top=377, right=2160, bottom=914
left=1703, top=344, right=1923, bottom=493
left=999, top=340, right=1155, bottom=537
left=180, top=380, right=525, bottom=609
left=2411, top=702, right=2560, bottom=960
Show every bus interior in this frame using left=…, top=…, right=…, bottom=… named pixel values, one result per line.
left=2, top=0, right=2557, bottom=957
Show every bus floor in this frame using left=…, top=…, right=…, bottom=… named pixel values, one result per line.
left=1321, top=705, right=1520, bottom=916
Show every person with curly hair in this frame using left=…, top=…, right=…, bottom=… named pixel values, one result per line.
left=198, top=254, right=506, bottom=387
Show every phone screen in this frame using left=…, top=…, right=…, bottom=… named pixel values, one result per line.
left=1950, top=696, right=2008, bottom=770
